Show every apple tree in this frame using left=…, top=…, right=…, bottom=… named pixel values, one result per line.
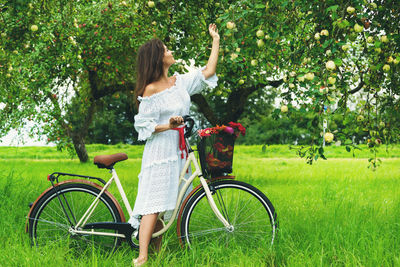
left=1, top=0, right=399, bottom=167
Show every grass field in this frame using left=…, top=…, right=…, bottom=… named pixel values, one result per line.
left=0, top=144, right=399, bottom=266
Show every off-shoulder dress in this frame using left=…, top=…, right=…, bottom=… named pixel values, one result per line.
left=128, top=67, right=218, bottom=228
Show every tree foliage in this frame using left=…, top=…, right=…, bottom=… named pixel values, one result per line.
left=1, top=0, right=399, bottom=167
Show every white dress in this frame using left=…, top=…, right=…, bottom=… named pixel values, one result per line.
left=128, top=67, right=218, bottom=228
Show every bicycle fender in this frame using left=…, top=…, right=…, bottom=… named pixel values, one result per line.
left=25, top=179, right=126, bottom=233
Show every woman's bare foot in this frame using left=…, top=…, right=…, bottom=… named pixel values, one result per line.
left=132, top=256, right=147, bottom=266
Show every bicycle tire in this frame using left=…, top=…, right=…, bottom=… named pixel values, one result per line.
left=28, top=183, right=122, bottom=252
left=179, top=180, right=277, bottom=249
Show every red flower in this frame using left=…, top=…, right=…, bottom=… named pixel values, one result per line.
left=206, top=153, right=221, bottom=168
left=213, top=142, right=225, bottom=152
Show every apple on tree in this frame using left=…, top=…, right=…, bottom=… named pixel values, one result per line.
left=148, top=1, right=155, bottom=8
left=320, top=29, right=329, bottom=36
left=324, top=132, right=334, bottom=143
left=347, top=6, right=355, bottom=14
left=251, top=59, right=258, bottom=66
left=256, top=30, right=264, bottom=38
left=354, top=24, right=363, bottom=33
left=280, top=105, right=288, bottom=113
left=326, top=60, right=336, bottom=71
left=380, top=35, right=389, bottom=43
left=226, top=21, right=235, bottom=30
left=305, top=72, right=314, bottom=81
left=382, top=64, right=390, bottom=72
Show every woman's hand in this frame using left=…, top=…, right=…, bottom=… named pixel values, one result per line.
left=169, top=116, right=184, bottom=129
left=208, top=23, right=219, bottom=41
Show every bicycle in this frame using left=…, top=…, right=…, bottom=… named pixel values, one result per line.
left=26, top=116, right=278, bottom=252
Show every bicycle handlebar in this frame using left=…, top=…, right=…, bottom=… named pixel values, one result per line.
left=183, top=115, right=195, bottom=138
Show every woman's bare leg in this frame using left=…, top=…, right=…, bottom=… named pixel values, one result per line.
left=134, top=213, right=159, bottom=266
left=151, top=219, right=163, bottom=252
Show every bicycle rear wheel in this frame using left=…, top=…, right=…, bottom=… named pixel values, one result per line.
left=179, top=180, right=277, bottom=249
left=28, top=183, right=122, bottom=252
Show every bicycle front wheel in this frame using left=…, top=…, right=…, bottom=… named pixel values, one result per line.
left=179, top=180, right=277, bottom=249
left=28, top=183, right=123, bottom=252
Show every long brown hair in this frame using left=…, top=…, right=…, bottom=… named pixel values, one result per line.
left=135, top=38, right=165, bottom=108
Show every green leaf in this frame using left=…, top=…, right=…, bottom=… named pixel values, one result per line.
left=255, top=4, right=265, bottom=9
left=326, top=5, right=339, bottom=13
left=346, top=146, right=351, bottom=152
left=334, top=58, right=343, bottom=66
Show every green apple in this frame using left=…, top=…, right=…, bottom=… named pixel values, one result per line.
left=326, top=60, right=336, bottom=71
left=393, top=58, right=399, bottom=65
left=256, top=30, right=264, bottom=38
left=328, top=77, right=336, bottom=84
left=226, top=21, right=235, bottom=30
left=375, top=47, right=382, bottom=53
left=235, top=47, right=241, bottom=53
left=297, top=76, right=305, bottom=82
left=251, top=59, right=258, bottom=66
left=230, top=53, right=238, bottom=60
left=314, top=33, right=320, bottom=40
left=31, top=25, right=39, bottom=32
left=387, top=56, right=393, bottom=64
left=324, top=132, right=334, bottom=143
left=305, top=72, right=314, bottom=81
left=289, top=83, right=295, bottom=89
left=280, top=105, right=288, bottom=113
left=257, top=39, right=265, bottom=47
left=367, top=36, right=374, bottom=43
left=342, top=44, right=350, bottom=51
left=147, top=1, right=155, bottom=8
left=382, top=64, right=390, bottom=72
left=347, top=6, right=355, bottom=14
left=380, top=35, right=388, bottom=43
left=320, top=29, right=329, bottom=36
left=6, top=73, right=11, bottom=78
left=264, top=34, right=270, bottom=39
left=357, top=115, right=364, bottom=122
left=354, top=24, right=363, bottom=33
left=238, top=79, right=245, bottom=85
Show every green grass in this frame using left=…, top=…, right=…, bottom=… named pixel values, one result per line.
left=0, top=145, right=399, bottom=266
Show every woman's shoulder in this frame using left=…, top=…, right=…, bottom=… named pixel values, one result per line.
left=142, top=84, right=158, bottom=97
left=138, top=75, right=180, bottom=101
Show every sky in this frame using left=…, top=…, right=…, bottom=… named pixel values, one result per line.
left=0, top=123, right=51, bottom=147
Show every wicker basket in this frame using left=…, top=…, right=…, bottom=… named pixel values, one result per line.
left=198, top=131, right=235, bottom=178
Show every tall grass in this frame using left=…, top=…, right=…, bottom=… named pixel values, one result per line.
left=0, top=145, right=399, bottom=266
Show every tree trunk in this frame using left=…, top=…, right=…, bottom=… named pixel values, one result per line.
left=72, top=133, right=89, bottom=163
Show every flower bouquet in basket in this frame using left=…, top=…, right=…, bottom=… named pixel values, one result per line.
left=197, top=122, right=246, bottom=178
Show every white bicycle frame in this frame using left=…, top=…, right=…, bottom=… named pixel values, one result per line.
left=70, top=150, right=231, bottom=238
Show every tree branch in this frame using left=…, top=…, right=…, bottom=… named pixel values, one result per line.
left=226, top=79, right=283, bottom=122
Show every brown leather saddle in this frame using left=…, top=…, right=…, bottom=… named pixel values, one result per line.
left=93, top=153, right=128, bottom=169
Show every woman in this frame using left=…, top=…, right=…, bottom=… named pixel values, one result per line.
left=130, top=23, right=219, bottom=266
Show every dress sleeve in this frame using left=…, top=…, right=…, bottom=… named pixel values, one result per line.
left=134, top=98, right=160, bottom=141
left=180, top=66, right=218, bottom=96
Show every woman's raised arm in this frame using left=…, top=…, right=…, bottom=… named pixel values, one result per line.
left=202, top=23, right=220, bottom=79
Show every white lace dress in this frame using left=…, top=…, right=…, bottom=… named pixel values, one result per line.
left=128, top=67, right=218, bottom=228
